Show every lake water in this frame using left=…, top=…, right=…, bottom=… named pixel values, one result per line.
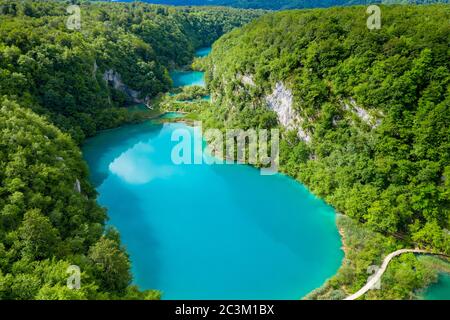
left=170, top=71, right=205, bottom=87
left=195, top=47, right=212, bottom=57
left=83, top=121, right=343, bottom=299
left=83, top=44, right=342, bottom=299
left=423, top=273, right=450, bottom=300
left=169, top=47, right=210, bottom=88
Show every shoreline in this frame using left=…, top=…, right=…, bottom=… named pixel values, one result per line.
left=302, top=214, right=349, bottom=300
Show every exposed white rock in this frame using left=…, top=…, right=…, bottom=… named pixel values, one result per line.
left=103, top=69, right=126, bottom=91
left=343, top=98, right=383, bottom=128
left=239, top=74, right=255, bottom=86
left=297, top=127, right=311, bottom=143
left=265, top=82, right=311, bottom=143
left=265, top=82, right=294, bottom=128
left=74, top=179, right=81, bottom=193
left=103, top=69, right=151, bottom=107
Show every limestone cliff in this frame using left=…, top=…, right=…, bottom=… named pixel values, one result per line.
left=265, top=82, right=311, bottom=143
left=103, top=69, right=151, bottom=107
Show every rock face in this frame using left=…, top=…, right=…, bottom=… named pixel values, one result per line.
left=265, top=82, right=311, bottom=142
left=74, top=179, right=81, bottom=193
left=239, top=73, right=255, bottom=86
left=103, top=69, right=151, bottom=107
left=343, top=98, right=382, bottom=128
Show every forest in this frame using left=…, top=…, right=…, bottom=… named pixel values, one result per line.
left=0, top=0, right=262, bottom=299
left=118, top=0, right=449, bottom=10
left=0, top=0, right=264, bottom=142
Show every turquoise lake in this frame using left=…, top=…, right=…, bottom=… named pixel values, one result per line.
left=170, top=71, right=205, bottom=87
left=83, top=121, right=343, bottom=299
left=169, top=47, right=210, bottom=87
left=195, top=47, right=212, bottom=57
left=423, top=273, right=450, bottom=300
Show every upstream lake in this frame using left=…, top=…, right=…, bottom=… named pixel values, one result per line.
left=82, top=46, right=343, bottom=299
left=170, top=70, right=205, bottom=87
left=169, top=47, right=210, bottom=88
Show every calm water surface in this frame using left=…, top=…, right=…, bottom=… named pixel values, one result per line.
left=170, top=47, right=211, bottom=88
left=195, top=47, right=212, bottom=57
left=83, top=121, right=343, bottom=299
left=170, top=71, right=205, bottom=87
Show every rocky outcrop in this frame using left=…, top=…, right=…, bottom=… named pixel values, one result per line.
left=74, top=179, right=81, bottom=193
left=103, top=69, right=151, bottom=107
left=238, top=73, right=255, bottom=87
left=265, top=82, right=311, bottom=143
left=93, top=60, right=98, bottom=78
left=343, top=98, right=382, bottom=128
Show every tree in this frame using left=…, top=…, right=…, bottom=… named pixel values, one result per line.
left=18, top=209, right=60, bottom=260
left=88, top=237, right=132, bottom=293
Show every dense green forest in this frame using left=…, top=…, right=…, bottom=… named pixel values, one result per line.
left=189, top=4, right=449, bottom=298
left=0, top=0, right=262, bottom=299
left=120, top=0, right=449, bottom=10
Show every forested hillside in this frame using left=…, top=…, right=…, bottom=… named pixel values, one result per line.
left=0, top=0, right=262, bottom=299
left=198, top=4, right=450, bottom=297
left=122, top=0, right=449, bottom=10
left=0, top=0, right=264, bottom=142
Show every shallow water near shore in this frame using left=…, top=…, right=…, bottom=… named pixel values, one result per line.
left=170, top=71, right=205, bottom=87
left=423, top=273, right=450, bottom=300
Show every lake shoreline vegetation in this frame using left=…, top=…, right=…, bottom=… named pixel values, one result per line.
left=0, top=0, right=449, bottom=300
left=158, top=55, right=450, bottom=301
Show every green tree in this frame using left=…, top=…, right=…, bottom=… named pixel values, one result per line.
left=88, top=237, right=132, bottom=293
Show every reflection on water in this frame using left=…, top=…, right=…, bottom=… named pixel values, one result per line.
left=83, top=121, right=343, bottom=300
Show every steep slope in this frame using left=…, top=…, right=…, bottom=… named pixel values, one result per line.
left=0, top=1, right=264, bottom=142
left=124, top=0, right=450, bottom=10
left=202, top=3, right=450, bottom=299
